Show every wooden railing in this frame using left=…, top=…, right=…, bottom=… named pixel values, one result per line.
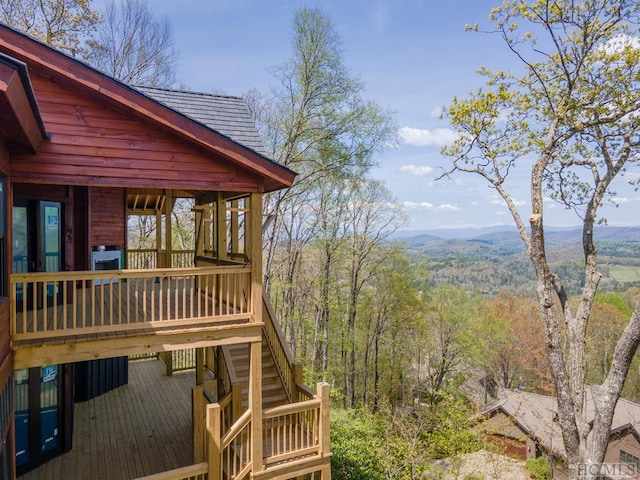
left=220, top=408, right=253, bottom=479
left=171, top=250, right=196, bottom=268
left=128, top=249, right=158, bottom=269
left=132, top=463, right=208, bottom=480
left=10, top=266, right=252, bottom=340
left=192, top=382, right=331, bottom=480
left=262, top=396, right=323, bottom=467
left=127, top=249, right=196, bottom=269
left=262, top=292, right=297, bottom=403
left=159, top=349, right=197, bottom=375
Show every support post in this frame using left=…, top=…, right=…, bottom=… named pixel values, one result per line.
left=196, top=347, right=205, bottom=385
left=206, top=403, right=221, bottom=479
left=216, top=192, right=228, bottom=262
left=155, top=207, right=163, bottom=268
left=165, top=189, right=173, bottom=267
left=192, top=385, right=205, bottom=463
left=250, top=340, right=263, bottom=473
left=249, top=192, right=264, bottom=471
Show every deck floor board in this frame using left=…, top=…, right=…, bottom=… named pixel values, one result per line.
left=19, top=359, right=198, bottom=480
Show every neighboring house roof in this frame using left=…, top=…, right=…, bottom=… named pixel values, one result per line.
left=481, top=388, right=640, bottom=460
left=135, top=86, right=267, bottom=155
left=0, top=23, right=295, bottom=192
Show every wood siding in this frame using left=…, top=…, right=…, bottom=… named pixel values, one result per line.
left=605, top=429, right=640, bottom=465
left=89, top=187, right=126, bottom=250
left=9, top=73, right=264, bottom=192
left=0, top=136, right=10, bottom=176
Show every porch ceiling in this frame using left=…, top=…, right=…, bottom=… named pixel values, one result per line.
left=127, top=188, right=250, bottom=214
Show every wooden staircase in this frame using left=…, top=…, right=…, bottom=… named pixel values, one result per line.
left=223, top=340, right=289, bottom=410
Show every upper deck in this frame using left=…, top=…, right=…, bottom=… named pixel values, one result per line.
left=11, top=265, right=261, bottom=369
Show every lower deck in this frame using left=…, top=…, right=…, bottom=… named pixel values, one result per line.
left=20, top=358, right=200, bottom=480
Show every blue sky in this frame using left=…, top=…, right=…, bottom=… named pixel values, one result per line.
left=102, top=0, right=640, bottom=231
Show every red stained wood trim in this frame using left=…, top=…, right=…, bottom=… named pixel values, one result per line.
left=0, top=62, right=45, bottom=151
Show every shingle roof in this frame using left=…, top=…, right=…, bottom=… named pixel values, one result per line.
left=482, top=388, right=640, bottom=460
left=134, top=86, right=267, bottom=155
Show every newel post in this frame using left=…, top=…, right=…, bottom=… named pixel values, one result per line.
left=206, top=403, right=221, bottom=479
left=318, top=382, right=331, bottom=455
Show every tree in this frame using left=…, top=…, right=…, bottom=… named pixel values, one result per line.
left=468, top=291, right=550, bottom=396
left=87, top=0, right=177, bottom=87
left=257, top=7, right=397, bottom=389
left=443, top=1, right=640, bottom=478
left=418, top=285, right=481, bottom=405
left=0, top=0, right=101, bottom=54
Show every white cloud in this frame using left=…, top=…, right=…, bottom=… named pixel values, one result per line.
left=403, top=201, right=434, bottom=211
left=599, top=34, right=640, bottom=55
left=400, top=164, right=434, bottom=176
left=489, top=195, right=526, bottom=207
left=607, top=196, right=640, bottom=206
left=402, top=201, right=461, bottom=212
left=398, top=126, right=458, bottom=147
left=439, top=204, right=462, bottom=212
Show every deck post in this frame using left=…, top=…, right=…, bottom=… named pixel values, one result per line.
left=165, top=189, right=173, bottom=267
left=318, top=382, right=331, bottom=456
left=206, top=403, right=221, bottom=479
left=216, top=192, right=227, bottom=262
left=196, top=347, right=205, bottom=385
left=155, top=206, right=163, bottom=268
left=192, top=385, right=205, bottom=463
left=249, top=193, right=264, bottom=473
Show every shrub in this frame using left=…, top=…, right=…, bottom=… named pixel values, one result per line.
left=526, top=456, right=550, bottom=480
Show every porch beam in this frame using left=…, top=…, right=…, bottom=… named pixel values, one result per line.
left=12, top=323, right=263, bottom=369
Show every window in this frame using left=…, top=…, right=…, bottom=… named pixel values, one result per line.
left=620, top=450, right=640, bottom=469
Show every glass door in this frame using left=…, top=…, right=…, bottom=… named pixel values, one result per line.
left=12, top=201, right=63, bottom=308
left=14, top=369, right=29, bottom=467
left=14, top=366, right=62, bottom=474
left=40, top=202, right=61, bottom=305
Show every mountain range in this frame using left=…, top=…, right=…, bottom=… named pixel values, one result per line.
left=394, top=226, right=640, bottom=296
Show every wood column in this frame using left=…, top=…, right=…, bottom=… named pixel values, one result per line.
left=216, top=193, right=227, bottom=262
left=249, top=193, right=264, bottom=473
left=165, top=189, right=173, bottom=268
left=206, top=403, right=221, bottom=478
left=318, top=381, right=331, bottom=480
left=195, top=347, right=205, bottom=385
left=192, top=385, right=205, bottom=463
left=155, top=206, right=163, bottom=268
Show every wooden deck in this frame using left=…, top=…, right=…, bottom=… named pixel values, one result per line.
left=20, top=359, right=205, bottom=480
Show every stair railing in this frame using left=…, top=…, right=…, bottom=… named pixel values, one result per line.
left=261, top=292, right=300, bottom=403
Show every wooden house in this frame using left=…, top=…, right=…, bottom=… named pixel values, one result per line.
left=0, top=24, right=331, bottom=480
left=479, top=388, right=640, bottom=479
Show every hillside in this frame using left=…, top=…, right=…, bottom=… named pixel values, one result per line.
left=396, top=226, right=640, bottom=296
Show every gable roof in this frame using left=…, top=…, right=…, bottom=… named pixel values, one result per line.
left=481, top=388, right=640, bottom=460
left=0, top=23, right=295, bottom=192
left=134, top=86, right=267, bottom=155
